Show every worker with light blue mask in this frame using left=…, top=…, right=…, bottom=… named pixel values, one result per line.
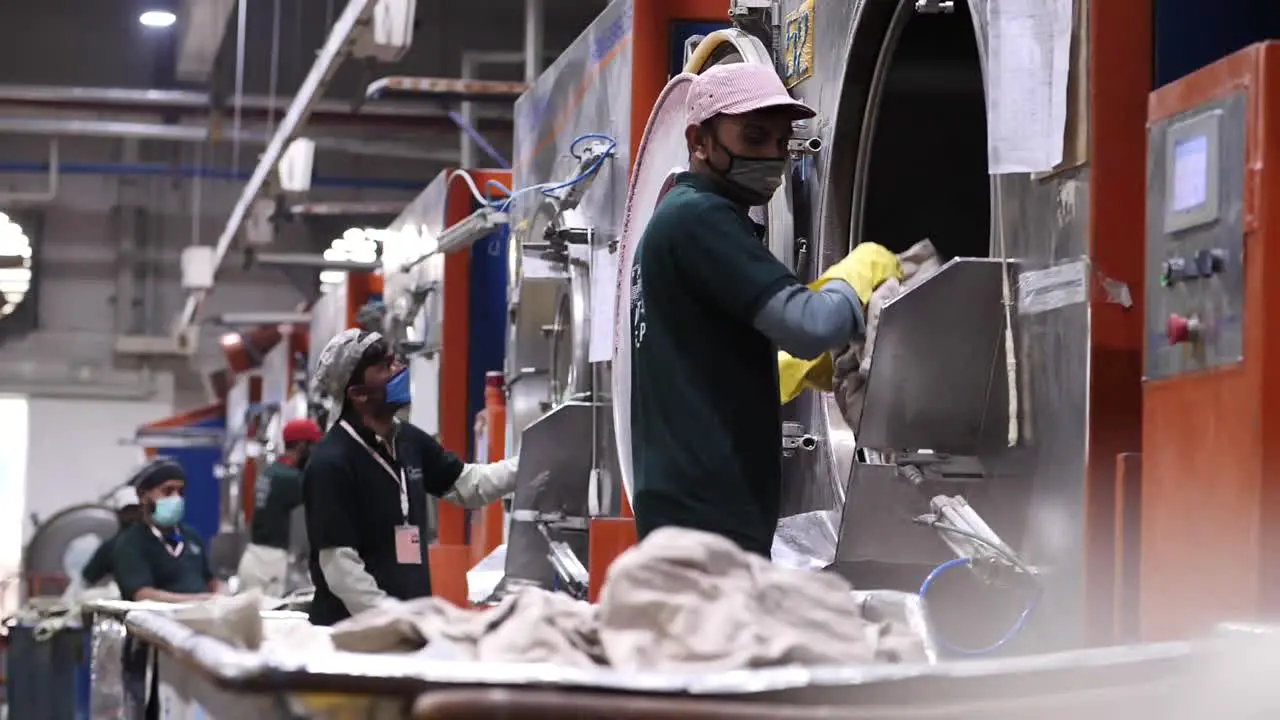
left=628, top=62, right=903, bottom=558
left=303, top=329, right=520, bottom=624
left=112, top=458, right=220, bottom=602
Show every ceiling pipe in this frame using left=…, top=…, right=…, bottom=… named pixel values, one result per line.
left=211, top=311, right=312, bottom=326
left=0, top=140, right=58, bottom=204
left=288, top=200, right=407, bottom=216
left=0, top=84, right=513, bottom=123
left=171, top=0, right=403, bottom=341
left=252, top=252, right=380, bottom=272
left=0, top=117, right=459, bottom=162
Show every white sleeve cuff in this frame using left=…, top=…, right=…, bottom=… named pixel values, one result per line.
left=443, top=456, right=519, bottom=509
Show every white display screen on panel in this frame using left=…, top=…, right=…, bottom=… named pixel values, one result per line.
left=1172, top=134, right=1209, bottom=212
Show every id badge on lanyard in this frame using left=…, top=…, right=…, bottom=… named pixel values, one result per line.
left=150, top=525, right=184, bottom=558
left=340, top=421, right=421, bottom=565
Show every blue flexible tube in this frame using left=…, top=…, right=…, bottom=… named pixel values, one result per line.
left=496, top=133, right=618, bottom=214
left=918, top=557, right=1040, bottom=656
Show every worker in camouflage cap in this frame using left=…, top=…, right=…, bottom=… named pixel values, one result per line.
left=311, top=328, right=391, bottom=428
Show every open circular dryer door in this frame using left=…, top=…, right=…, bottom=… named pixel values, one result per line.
left=612, top=29, right=773, bottom=506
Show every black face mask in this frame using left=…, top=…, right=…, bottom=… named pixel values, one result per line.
left=296, top=447, right=312, bottom=468
left=704, top=132, right=787, bottom=205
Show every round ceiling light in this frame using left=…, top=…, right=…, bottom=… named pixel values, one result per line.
left=0, top=212, right=33, bottom=318
left=139, top=10, right=177, bottom=28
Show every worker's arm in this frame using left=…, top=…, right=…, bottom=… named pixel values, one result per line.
left=112, top=529, right=209, bottom=603
left=409, top=425, right=518, bottom=508
left=752, top=282, right=864, bottom=361
left=671, top=200, right=862, bottom=359
left=280, top=469, right=304, bottom=511
left=193, top=533, right=222, bottom=594
left=303, top=456, right=389, bottom=614
left=446, top=458, right=519, bottom=508
left=80, top=536, right=115, bottom=586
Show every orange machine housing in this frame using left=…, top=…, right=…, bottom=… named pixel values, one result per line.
left=1140, top=42, right=1280, bottom=641
left=435, top=168, right=513, bottom=550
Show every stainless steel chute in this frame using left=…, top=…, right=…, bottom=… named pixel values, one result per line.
left=857, top=257, right=1011, bottom=454
left=503, top=401, right=596, bottom=593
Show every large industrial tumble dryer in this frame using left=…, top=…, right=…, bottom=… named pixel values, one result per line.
left=613, top=0, right=1152, bottom=655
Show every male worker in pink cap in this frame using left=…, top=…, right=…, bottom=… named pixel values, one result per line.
left=627, top=62, right=902, bottom=558
left=237, top=417, right=324, bottom=596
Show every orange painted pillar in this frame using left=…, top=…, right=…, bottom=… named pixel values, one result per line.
left=428, top=544, right=472, bottom=607
left=470, top=372, right=508, bottom=565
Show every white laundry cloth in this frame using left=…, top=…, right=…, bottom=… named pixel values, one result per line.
left=237, top=543, right=289, bottom=598
left=169, top=590, right=270, bottom=649
left=326, top=528, right=927, bottom=670
left=598, top=527, right=928, bottom=671
left=330, top=585, right=604, bottom=666
left=833, top=239, right=943, bottom=429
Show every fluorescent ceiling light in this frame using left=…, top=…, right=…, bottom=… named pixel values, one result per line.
left=139, top=10, right=177, bottom=28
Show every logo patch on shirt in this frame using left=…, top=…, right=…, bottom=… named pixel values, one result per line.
left=407, top=467, right=424, bottom=483
left=190, top=544, right=201, bottom=555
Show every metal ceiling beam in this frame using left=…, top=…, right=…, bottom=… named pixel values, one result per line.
left=176, top=0, right=239, bottom=82
left=0, top=117, right=460, bottom=162
left=172, top=0, right=379, bottom=341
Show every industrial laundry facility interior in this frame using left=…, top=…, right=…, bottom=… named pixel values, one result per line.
left=4, top=0, right=1280, bottom=717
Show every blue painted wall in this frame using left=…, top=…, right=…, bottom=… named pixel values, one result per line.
left=466, top=220, right=510, bottom=462
left=159, top=415, right=225, bottom=544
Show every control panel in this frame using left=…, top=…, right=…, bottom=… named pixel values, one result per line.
left=1144, top=92, right=1246, bottom=381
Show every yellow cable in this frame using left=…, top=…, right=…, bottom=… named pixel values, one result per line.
left=682, top=30, right=737, bottom=74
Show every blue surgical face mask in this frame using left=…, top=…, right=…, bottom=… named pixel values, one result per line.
left=152, top=496, right=185, bottom=527
left=384, top=367, right=411, bottom=410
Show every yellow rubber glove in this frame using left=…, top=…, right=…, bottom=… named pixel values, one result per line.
left=777, top=243, right=903, bottom=404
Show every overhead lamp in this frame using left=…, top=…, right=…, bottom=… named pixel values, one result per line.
left=139, top=10, right=177, bottom=28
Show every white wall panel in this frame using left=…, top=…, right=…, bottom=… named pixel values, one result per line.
left=0, top=396, right=28, bottom=615
left=24, top=397, right=173, bottom=540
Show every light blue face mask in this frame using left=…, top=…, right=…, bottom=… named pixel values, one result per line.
left=385, top=367, right=411, bottom=410
left=153, top=496, right=185, bottom=527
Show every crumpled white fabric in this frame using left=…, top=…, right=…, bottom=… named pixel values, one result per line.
left=597, top=528, right=926, bottom=671
left=169, top=590, right=271, bottom=649
left=325, top=528, right=927, bottom=671
left=331, top=584, right=603, bottom=667
left=833, top=239, right=943, bottom=430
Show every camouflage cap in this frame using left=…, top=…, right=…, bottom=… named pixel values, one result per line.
left=312, top=328, right=384, bottom=426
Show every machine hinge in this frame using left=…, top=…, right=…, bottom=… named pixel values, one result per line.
left=781, top=421, right=817, bottom=457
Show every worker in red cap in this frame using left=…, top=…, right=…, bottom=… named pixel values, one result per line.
left=237, top=417, right=324, bottom=596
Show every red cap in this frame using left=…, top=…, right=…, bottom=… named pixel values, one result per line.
left=282, top=418, right=324, bottom=444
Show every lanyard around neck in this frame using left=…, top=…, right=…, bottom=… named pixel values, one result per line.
left=149, top=525, right=185, bottom=558
left=339, top=420, right=410, bottom=522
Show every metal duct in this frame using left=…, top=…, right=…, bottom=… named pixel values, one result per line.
left=176, top=0, right=239, bottom=82
left=0, top=83, right=514, bottom=124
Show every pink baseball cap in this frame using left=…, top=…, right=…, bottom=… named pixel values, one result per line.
left=686, top=63, right=817, bottom=127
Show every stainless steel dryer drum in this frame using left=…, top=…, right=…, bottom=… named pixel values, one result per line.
left=24, top=503, right=121, bottom=597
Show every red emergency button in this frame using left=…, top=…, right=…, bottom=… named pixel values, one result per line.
left=1166, top=313, right=1201, bottom=345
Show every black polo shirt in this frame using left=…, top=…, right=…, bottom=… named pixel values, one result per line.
left=628, top=172, right=797, bottom=558
left=81, top=532, right=120, bottom=585
left=249, top=461, right=303, bottom=550
left=112, top=522, right=212, bottom=600
left=302, top=415, right=464, bottom=625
